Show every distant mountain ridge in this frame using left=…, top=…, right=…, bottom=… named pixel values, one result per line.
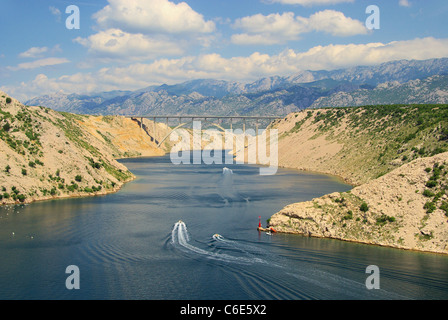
left=26, top=58, right=448, bottom=116
left=311, top=75, right=448, bottom=108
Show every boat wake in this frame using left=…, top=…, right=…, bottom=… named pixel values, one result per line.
left=217, top=168, right=249, bottom=205
left=211, top=233, right=271, bottom=258
left=171, top=221, right=263, bottom=265
left=169, top=221, right=409, bottom=299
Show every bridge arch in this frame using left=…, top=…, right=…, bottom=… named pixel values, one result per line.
left=128, top=115, right=282, bottom=148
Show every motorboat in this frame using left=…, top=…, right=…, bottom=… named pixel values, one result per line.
left=212, top=234, right=223, bottom=240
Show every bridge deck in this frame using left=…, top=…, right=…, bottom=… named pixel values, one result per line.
left=126, top=115, right=283, bottom=148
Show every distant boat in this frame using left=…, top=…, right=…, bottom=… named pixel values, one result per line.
left=222, top=167, right=233, bottom=174
left=213, top=234, right=223, bottom=240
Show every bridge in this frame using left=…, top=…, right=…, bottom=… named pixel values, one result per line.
left=126, top=115, right=283, bottom=148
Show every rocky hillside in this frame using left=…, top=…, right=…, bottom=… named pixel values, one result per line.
left=25, top=83, right=355, bottom=117
left=273, top=104, right=448, bottom=185
left=0, top=91, right=163, bottom=206
left=311, top=75, right=448, bottom=108
left=268, top=104, right=448, bottom=254
left=269, top=152, right=448, bottom=254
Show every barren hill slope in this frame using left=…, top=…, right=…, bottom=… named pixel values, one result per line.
left=268, top=105, right=448, bottom=254
left=269, top=152, right=448, bottom=254
left=272, top=104, right=448, bottom=185
left=0, top=91, right=163, bottom=205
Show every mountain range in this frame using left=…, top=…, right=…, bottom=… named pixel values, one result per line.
left=25, top=58, right=448, bottom=116
left=310, top=75, right=448, bottom=108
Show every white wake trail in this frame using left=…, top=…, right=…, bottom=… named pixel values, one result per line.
left=171, top=221, right=261, bottom=265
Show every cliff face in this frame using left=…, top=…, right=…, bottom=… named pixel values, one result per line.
left=269, top=105, right=448, bottom=254
left=270, top=152, right=448, bottom=254
left=0, top=91, right=163, bottom=205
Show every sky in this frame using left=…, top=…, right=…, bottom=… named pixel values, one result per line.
left=1, top=0, right=448, bottom=101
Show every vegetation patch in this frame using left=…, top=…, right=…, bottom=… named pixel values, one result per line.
left=422, top=162, right=448, bottom=214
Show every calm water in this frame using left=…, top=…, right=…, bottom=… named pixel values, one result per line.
left=0, top=155, right=448, bottom=300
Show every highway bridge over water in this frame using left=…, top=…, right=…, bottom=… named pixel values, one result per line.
left=126, top=115, right=283, bottom=148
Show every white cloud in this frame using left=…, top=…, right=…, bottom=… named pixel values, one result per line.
left=232, top=12, right=305, bottom=44
left=75, top=0, right=214, bottom=63
left=267, top=0, right=354, bottom=6
left=307, top=10, right=368, bottom=36
left=19, top=47, right=49, bottom=58
left=93, top=0, right=215, bottom=34
left=74, top=29, right=184, bottom=62
left=18, top=45, right=62, bottom=59
left=5, top=37, right=448, bottom=100
left=49, top=6, right=62, bottom=22
left=7, top=57, right=70, bottom=71
left=399, top=0, right=411, bottom=7
left=232, top=10, right=367, bottom=45
left=271, top=37, right=448, bottom=70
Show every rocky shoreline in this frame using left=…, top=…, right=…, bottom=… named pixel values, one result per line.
left=269, top=152, right=448, bottom=255
left=266, top=106, right=448, bottom=255
left=1, top=175, right=136, bottom=207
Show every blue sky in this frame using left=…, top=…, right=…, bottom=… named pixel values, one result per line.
left=1, top=0, right=448, bottom=101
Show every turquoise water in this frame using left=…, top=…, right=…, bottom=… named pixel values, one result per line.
left=0, top=155, right=447, bottom=300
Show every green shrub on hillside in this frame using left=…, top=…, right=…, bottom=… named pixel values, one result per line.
left=376, top=215, right=396, bottom=225
left=424, top=201, right=436, bottom=213
left=440, top=202, right=448, bottom=217
left=421, top=162, right=448, bottom=214
left=426, top=180, right=437, bottom=188
left=360, top=202, right=369, bottom=212
left=2, top=122, right=11, bottom=132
